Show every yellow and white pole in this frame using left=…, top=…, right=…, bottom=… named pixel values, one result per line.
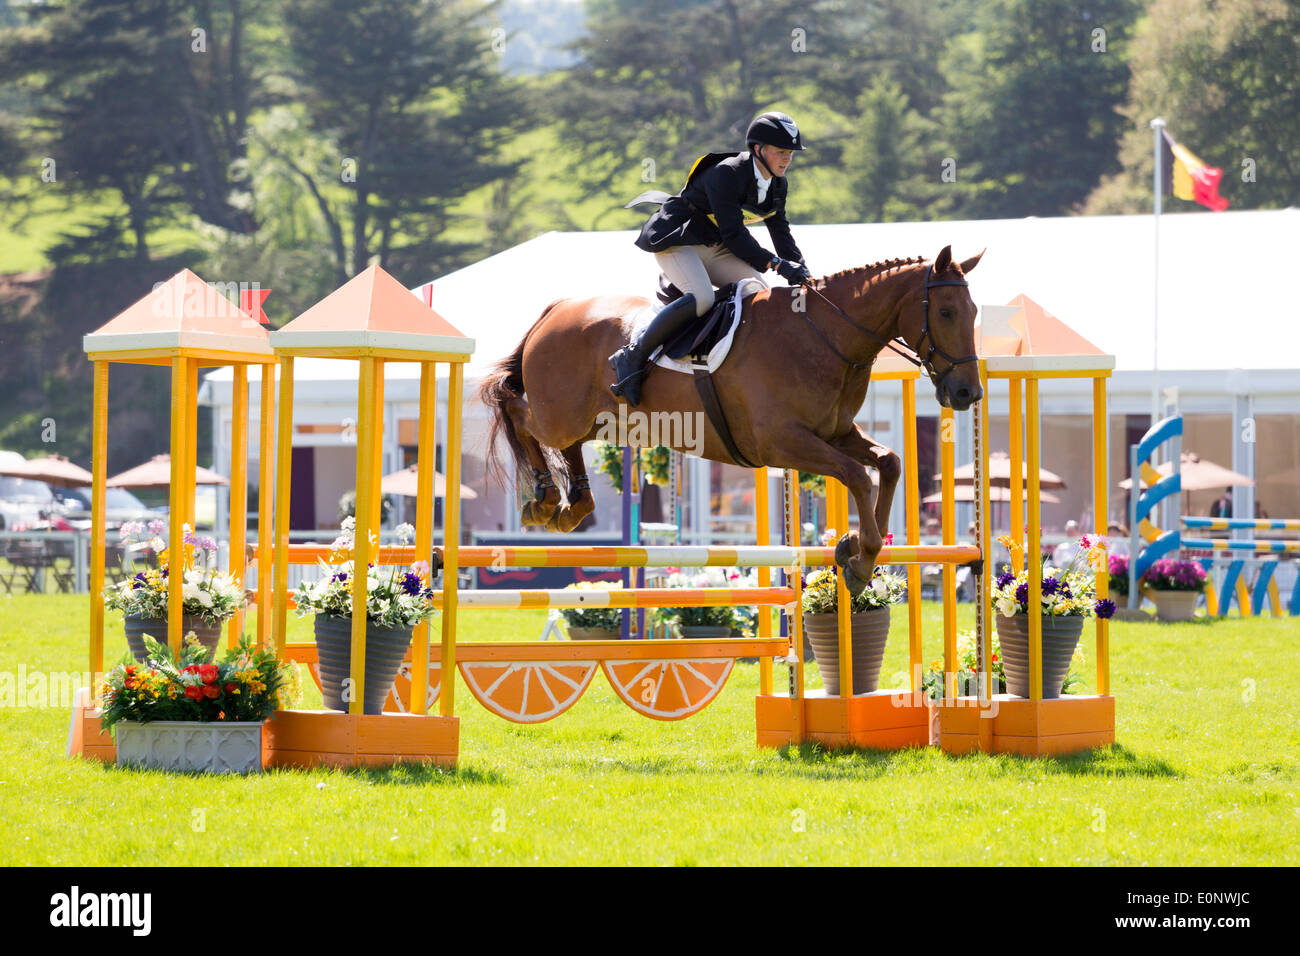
left=412, top=361, right=438, bottom=713
left=89, top=361, right=109, bottom=694
left=257, top=362, right=276, bottom=649
left=941, top=406, right=956, bottom=698
left=440, top=362, right=464, bottom=718
left=271, top=357, right=294, bottom=657
left=1092, top=376, right=1110, bottom=695
left=1026, top=376, right=1043, bottom=700
left=902, top=378, right=922, bottom=692
left=755, top=466, right=773, bottom=695
left=229, top=364, right=248, bottom=648
left=349, top=357, right=378, bottom=715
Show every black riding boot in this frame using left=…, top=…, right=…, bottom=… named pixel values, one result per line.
left=609, top=293, right=698, bottom=407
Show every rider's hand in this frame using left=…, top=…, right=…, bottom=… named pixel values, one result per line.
left=775, top=258, right=811, bottom=285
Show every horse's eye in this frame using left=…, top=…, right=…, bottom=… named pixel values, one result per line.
left=940, top=308, right=953, bottom=319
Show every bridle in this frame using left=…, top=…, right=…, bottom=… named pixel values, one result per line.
left=799, top=264, right=978, bottom=392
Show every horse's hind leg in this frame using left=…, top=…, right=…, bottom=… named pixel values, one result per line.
left=505, top=394, right=563, bottom=526
left=547, top=442, right=595, bottom=533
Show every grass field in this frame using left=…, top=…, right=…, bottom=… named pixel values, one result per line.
left=1, top=592, right=1297, bottom=866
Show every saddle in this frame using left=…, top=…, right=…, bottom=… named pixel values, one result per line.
left=659, top=279, right=740, bottom=363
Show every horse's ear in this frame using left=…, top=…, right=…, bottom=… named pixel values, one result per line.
left=933, top=245, right=952, bottom=275
left=959, top=249, right=985, bottom=274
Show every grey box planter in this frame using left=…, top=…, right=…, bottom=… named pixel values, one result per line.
left=314, top=615, right=413, bottom=715
left=1150, top=589, right=1199, bottom=622
left=124, top=615, right=224, bottom=663
left=115, top=720, right=263, bottom=774
left=567, top=626, right=620, bottom=641
left=996, top=613, right=1084, bottom=699
left=802, top=606, right=891, bottom=696
left=678, top=625, right=734, bottom=639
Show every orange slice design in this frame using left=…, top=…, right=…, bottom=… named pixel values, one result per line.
left=459, top=660, right=598, bottom=723
left=600, top=658, right=734, bottom=721
left=385, top=662, right=442, bottom=714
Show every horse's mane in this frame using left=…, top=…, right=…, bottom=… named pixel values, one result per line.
left=813, top=256, right=928, bottom=291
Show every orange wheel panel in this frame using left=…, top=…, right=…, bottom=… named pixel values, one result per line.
left=458, top=660, right=598, bottom=723
left=600, top=658, right=734, bottom=720
left=385, top=662, right=442, bottom=714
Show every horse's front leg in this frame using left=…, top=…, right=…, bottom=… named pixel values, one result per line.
left=772, top=429, right=881, bottom=598
left=831, top=427, right=902, bottom=540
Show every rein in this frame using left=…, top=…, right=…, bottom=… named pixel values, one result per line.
left=798, top=265, right=977, bottom=388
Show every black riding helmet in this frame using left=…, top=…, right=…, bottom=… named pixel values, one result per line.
left=746, top=111, right=805, bottom=152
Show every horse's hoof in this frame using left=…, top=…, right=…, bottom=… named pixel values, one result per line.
left=833, top=531, right=857, bottom=569
left=842, top=566, right=870, bottom=599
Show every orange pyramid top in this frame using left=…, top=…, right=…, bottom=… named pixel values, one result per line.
left=271, top=265, right=473, bottom=358
left=84, top=269, right=273, bottom=359
left=979, top=294, right=1106, bottom=356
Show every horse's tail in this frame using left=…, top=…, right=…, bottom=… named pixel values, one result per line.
left=480, top=299, right=563, bottom=488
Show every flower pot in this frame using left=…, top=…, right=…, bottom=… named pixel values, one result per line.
left=114, top=720, right=263, bottom=774
left=802, top=607, right=890, bottom=696
left=1150, top=589, right=1199, bottom=622
left=567, top=626, right=620, bottom=641
left=313, top=615, right=414, bottom=715
left=678, top=625, right=733, bottom=639
left=996, top=614, right=1084, bottom=699
left=124, top=615, right=224, bottom=663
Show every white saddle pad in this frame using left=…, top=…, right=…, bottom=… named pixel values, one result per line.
left=630, top=278, right=765, bottom=375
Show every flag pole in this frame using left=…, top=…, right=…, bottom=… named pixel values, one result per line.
left=1149, top=117, right=1165, bottom=427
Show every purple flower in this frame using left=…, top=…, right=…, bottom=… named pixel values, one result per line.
left=996, top=571, right=1015, bottom=588
left=401, top=572, right=422, bottom=596
left=1095, top=599, right=1116, bottom=619
left=1109, top=554, right=1128, bottom=575
left=1060, top=584, right=1073, bottom=599
left=147, top=519, right=166, bottom=536
left=1015, top=583, right=1029, bottom=605
left=1042, top=576, right=1060, bottom=595
left=330, top=571, right=350, bottom=583
left=131, top=572, right=148, bottom=590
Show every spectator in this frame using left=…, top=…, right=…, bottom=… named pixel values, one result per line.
left=1107, top=521, right=1129, bottom=557
left=1255, top=500, right=1269, bottom=520
left=1052, top=520, right=1080, bottom=568
left=1210, top=488, right=1233, bottom=518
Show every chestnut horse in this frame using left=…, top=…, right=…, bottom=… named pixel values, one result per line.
left=480, top=245, right=984, bottom=595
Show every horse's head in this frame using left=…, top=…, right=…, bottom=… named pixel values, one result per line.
left=897, top=246, right=984, bottom=411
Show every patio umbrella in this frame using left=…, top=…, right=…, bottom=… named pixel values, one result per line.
left=107, top=454, right=230, bottom=488
left=0, top=453, right=93, bottom=487
left=1117, top=451, right=1254, bottom=492
left=379, top=463, right=478, bottom=499
left=936, top=451, right=1067, bottom=489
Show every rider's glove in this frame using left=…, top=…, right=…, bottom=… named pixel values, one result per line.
left=774, top=258, right=811, bottom=285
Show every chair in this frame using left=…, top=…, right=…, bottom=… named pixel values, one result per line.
left=2, top=538, right=49, bottom=593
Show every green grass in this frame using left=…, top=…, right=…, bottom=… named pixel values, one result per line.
left=1, top=593, right=1297, bottom=865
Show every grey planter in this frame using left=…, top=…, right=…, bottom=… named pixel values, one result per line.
left=567, top=626, right=620, bottom=641
left=1151, top=589, right=1199, bottom=622
left=115, top=720, right=263, bottom=774
left=996, top=613, right=1084, bottom=699
left=313, top=615, right=414, bottom=715
left=802, top=606, right=891, bottom=696
left=124, top=615, right=224, bottom=663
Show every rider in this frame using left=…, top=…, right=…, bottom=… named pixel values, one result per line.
left=610, top=111, right=812, bottom=406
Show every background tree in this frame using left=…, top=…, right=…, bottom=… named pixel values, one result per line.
left=267, top=0, right=530, bottom=284
left=937, top=0, right=1141, bottom=218
left=1085, top=0, right=1300, bottom=214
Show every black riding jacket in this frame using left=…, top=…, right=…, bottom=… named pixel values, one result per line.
left=633, top=151, right=805, bottom=273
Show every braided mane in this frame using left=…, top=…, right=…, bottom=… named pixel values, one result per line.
left=814, top=256, right=927, bottom=291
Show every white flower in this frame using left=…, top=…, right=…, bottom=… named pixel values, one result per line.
left=872, top=578, right=888, bottom=598
left=997, top=596, right=1018, bottom=617
left=341, top=516, right=355, bottom=533
left=196, top=589, right=213, bottom=608
left=395, top=522, right=415, bottom=543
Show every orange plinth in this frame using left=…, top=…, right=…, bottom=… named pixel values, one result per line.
left=756, top=689, right=931, bottom=751
left=937, top=695, right=1115, bottom=756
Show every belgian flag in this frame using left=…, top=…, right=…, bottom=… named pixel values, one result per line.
left=1160, top=129, right=1229, bottom=211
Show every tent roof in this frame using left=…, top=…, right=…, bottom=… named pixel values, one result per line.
left=273, top=264, right=472, bottom=356
left=413, top=209, right=1300, bottom=378
left=84, top=268, right=273, bottom=357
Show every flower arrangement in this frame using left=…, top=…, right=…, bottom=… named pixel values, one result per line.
left=292, top=519, right=436, bottom=629
left=100, top=633, right=288, bottom=732
left=1141, top=557, right=1207, bottom=592
left=657, top=566, right=756, bottom=632
left=921, top=630, right=1086, bottom=698
left=798, top=472, right=826, bottom=494
left=102, top=521, right=246, bottom=625
left=591, top=440, right=672, bottom=491
left=557, top=580, right=624, bottom=631
left=993, top=534, right=1116, bottom=620
left=801, top=565, right=906, bottom=614
left=1108, top=553, right=1130, bottom=597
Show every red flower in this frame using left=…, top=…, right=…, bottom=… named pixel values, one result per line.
left=203, top=685, right=220, bottom=699
left=224, top=682, right=238, bottom=694
left=124, top=665, right=137, bottom=674
left=184, top=685, right=204, bottom=700
left=199, top=664, right=219, bottom=684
